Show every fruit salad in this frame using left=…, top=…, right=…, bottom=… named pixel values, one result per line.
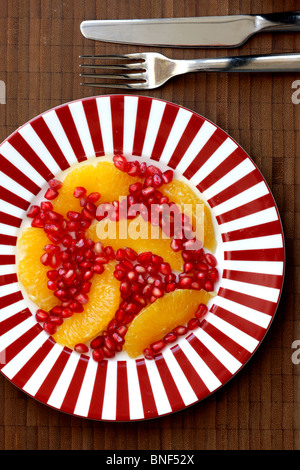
left=17, top=155, right=219, bottom=363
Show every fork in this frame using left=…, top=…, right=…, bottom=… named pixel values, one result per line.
left=79, top=52, right=300, bottom=90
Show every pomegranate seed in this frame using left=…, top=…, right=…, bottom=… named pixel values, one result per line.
left=87, top=192, right=101, bottom=203
left=147, top=165, right=162, bottom=177
left=45, top=188, right=59, bottom=200
left=188, top=318, right=200, bottom=330
left=43, top=321, right=57, bottom=335
left=191, top=281, right=201, bottom=290
left=116, top=325, right=128, bottom=337
left=173, top=325, right=188, bottom=336
left=164, top=332, right=177, bottom=343
left=27, top=205, right=40, bottom=218
left=179, top=276, right=192, bottom=289
left=143, top=348, right=154, bottom=360
left=73, top=187, right=87, bottom=198
left=49, top=254, right=60, bottom=269
left=165, top=282, right=176, bottom=293
left=133, top=294, right=147, bottom=306
left=83, top=270, right=94, bottom=281
left=90, top=336, right=103, bottom=349
left=115, top=309, right=126, bottom=322
left=159, top=263, right=171, bottom=276
left=103, top=346, right=115, bottom=358
left=134, top=264, right=147, bottom=274
left=76, top=293, right=89, bottom=305
left=125, top=302, right=138, bottom=314
left=139, top=162, right=147, bottom=177
left=48, top=179, right=63, bottom=190
left=162, top=170, right=173, bottom=184
left=137, top=252, right=152, bottom=265
left=40, top=253, right=51, bottom=266
left=81, top=281, right=92, bottom=293
left=47, top=270, right=58, bottom=281
left=92, top=264, right=105, bottom=275
left=183, top=238, right=202, bottom=251
left=112, top=332, right=125, bottom=345
left=195, top=303, right=208, bottom=321
left=205, top=253, right=217, bottom=267
left=125, top=247, right=138, bottom=261
left=152, top=287, right=164, bottom=298
left=142, top=284, right=153, bottom=298
left=44, top=244, right=60, bottom=254
left=153, top=174, right=163, bottom=188
left=35, top=309, right=49, bottom=322
left=92, top=348, right=105, bottom=363
left=113, top=154, right=130, bottom=172
left=103, top=335, right=115, bottom=351
left=141, top=186, right=155, bottom=198
left=208, top=268, right=219, bottom=283
left=47, top=280, right=57, bottom=291
left=74, top=343, right=89, bottom=354
left=69, top=301, right=84, bottom=313
left=184, top=262, right=194, bottom=273
left=170, top=238, right=182, bottom=252
left=182, top=250, right=193, bottom=261
left=129, top=182, right=143, bottom=196
left=114, top=270, right=125, bottom=281
left=104, top=246, right=115, bottom=259
left=196, top=262, right=208, bottom=272
left=48, top=315, right=63, bottom=326
left=143, top=176, right=153, bottom=188
left=120, top=281, right=131, bottom=298
left=61, top=308, right=73, bottom=318
left=31, top=217, right=44, bottom=228
left=204, top=280, right=214, bottom=292
left=150, top=340, right=165, bottom=354
left=82, top=208, right=95, bottom=220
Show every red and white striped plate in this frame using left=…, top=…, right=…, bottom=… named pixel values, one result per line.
left=0, top=95, right=284, bottom=421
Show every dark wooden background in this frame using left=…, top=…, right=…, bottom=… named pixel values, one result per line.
left=0, top=0, right=299, bottom=450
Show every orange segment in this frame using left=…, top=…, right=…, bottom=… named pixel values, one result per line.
left=87, top=216, right=183, bottom=272
left=53, top=262, right=121, bottom=348
left=53, top=160, right=143, bottom=217
left=124, top=289, right=212, bottom=358
left=17, top=227, right=57, bottom=311
left=161, top=180, right=216, bottom=252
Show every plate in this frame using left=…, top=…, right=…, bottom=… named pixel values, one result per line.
left=0, top=95, right=285, bottom=421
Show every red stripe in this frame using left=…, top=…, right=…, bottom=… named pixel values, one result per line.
left=168, top=114, right=205, bottom=169
left=61, top=355, right=89, bottom=415
left=187, top=333, right=231, bottom=383
left=0, top=211, right=22, bottom=228
left=0, top=291, right=23, bottom=309
left=0, top=154, right=40, bottom=195
left=0, top=273, right=18, bottom=286
left=211, top=305, right=266, bottom=341
left=224, top=247, right=284, bottom=262
left=88, top=360, right=108, bottom=420
left=150, top=104, right=179, bottom=161
left=222, top=220, right=283, bottom=243
left=110, top=95, right=124, bottom=154
left=9, top=132, right=54, bottom=180
left=0, top=309, right=31, bottom=336
left=34, top=348, right=72, bottom=403
left=0, top=186, right=29, bottom=210
left=30, top=116, right=70, bottom=171
left=198, top=148, right=246, bottom=193
left=82, top=98, right=105, bottom=157
left=183, top=127, right=227, bottom=180
left=136, top=358, right=157, bottom=419
left=0, top=234, right=17, bottom=246
left=132, top=97, right=153, bottom=156
left=116, top=361, right=130, bottom=421
left=222, top=269, right=283, bottom=289
left=208, top=168, right=263, bottom=208
left=56, top=106, right=87, bottom=163
left=216, top=194, right=275, bottom=225
left=172, top=345, right=210, bottom=401
left=201, top=320, right=250, bottom=365
left=218, top=287, right=275, bottom=316
left=11, top=337, right=55, bottom=389
left=0, top=255, right=15, bottom=265
left=0, top=324, right=41, bottom=369
left=155, top=354, right=185, bottom=412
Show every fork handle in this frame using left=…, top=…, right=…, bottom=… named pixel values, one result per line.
left=258, top=11, right=300, bottom=32
left=183, top=53, right=300, bottom=73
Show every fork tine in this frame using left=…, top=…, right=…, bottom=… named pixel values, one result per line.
left=79, top=54, right=145, bottom=60
left=80, top=82, right=143, bottom=90
left=79, top=63, right=145, bottom=71
left=80, top=72, right=144, bottom=81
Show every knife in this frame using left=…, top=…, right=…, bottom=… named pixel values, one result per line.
left=80, top=11, right=300, bottom=48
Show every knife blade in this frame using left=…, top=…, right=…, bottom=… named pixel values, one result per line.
left=80, top=11, right=300, bottom=48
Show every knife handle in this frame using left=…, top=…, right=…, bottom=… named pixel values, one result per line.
left=259, top=11, right=300, bottom=31
left=184, top=53, right=300, bottom=73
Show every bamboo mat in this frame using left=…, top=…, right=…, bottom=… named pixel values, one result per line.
left=0, top=0, right=299, bottom=451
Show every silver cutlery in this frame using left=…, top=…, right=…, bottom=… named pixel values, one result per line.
left=80, top=11, right=300, bottom=48
left=79, top=52, right=300, bottom=90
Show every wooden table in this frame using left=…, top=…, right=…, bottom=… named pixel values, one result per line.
left=0, top=0, right=299, bottom=451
